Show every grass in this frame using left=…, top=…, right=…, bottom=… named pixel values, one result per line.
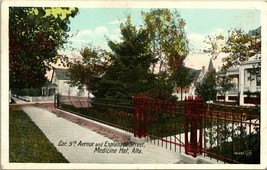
left=60, top=99, right=260, bottom=164
left=9, top=106, right=69, bottom=163
left=61, top=100, right=260, bottom=138
left=61, top=103, right=186, bottom=138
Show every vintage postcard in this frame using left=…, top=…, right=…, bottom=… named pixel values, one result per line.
left=1, top=0, right=267, bottom=169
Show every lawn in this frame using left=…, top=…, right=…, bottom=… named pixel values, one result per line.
left=9, top=106, right=69, bottom=163
left=59, top=99, right=260, bottom=163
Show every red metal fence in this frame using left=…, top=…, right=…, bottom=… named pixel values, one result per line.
left=57, top=94, right=260, bottom=164
left=184, top=96, right=204, bottom=158
left=133, top=96, right=260, bottom=164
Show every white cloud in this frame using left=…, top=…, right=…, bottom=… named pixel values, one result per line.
left=115, top=28, right=121, bottom=33
left=76, top=29, right=93, bottom=38
left=69, top=29, right=94, bottom=43
left=70, top=27, right=109, bottom=44
left=109, top=19, right=126, bottom=25
left=212, top=28, right=224, bottom=34
left=188, top=33, right=205, bottom=42
left=109, top=34, right=122, bottom=42
left=95, top=26, right=108, bottom=35
left=188, top=33, right=206, bottom=51
left=109, top=19, right=122, bottom=25
left=187, top=28, right=226, bottom=53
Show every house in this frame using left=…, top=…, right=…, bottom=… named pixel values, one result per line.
left=172, top=67, right=205, bottom=101
left=42, top=68, right=88, bottom=97
left=172, top=59, right=216, bottom=101
left=216, top=55, right=261, bottom=106
left=216, top=27, right=261, bottom=106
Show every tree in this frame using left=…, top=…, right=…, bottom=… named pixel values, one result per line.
left=9, top=7, right=79, bottom=89
left=142, top=9, right=189, bottom=73
left=142, top=9, right=190, bottom=101
left=68, top=16, right=155, bottom=99
left=68, top=45, right=111, bottom=96
left=170, top=66, right=194, bottom=101
left=204, top=28, right=261, bottom=72
left=99, top=16, right=155, bottom=99
left=195, top=70, right=217, bottom=102
left=216, top=76, right=235, bottom=102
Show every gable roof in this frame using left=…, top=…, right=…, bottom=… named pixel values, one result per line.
left=208, top=58, right=215, bottom=72
left=186, top=67, right=203, bottom=80
left=52, top=68, right=70, bottom=80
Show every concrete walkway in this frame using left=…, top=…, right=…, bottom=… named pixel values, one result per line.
left=20, top=105, right=181, bottom=163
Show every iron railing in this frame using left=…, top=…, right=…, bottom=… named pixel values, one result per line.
left=56, top=94, right=260, bottom=164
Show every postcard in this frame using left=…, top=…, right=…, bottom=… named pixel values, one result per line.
left=1, top=0, right=267, bottom=169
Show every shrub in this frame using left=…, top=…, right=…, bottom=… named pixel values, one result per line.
left=12, top=88, right=42, bottom=96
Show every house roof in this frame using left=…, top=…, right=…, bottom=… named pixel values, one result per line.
left=52, top=68, right=70, bottom=80
left=208, top=58, right=215, bottom=72
left=188, top=68, right=202, bottom=80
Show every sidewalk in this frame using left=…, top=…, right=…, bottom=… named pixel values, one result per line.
left=21, top=106, right=181, bottom=163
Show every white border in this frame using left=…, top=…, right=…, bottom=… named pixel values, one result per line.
left=1, top=0, right=267, bottom=169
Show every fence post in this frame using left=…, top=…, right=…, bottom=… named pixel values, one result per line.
left=54, top=94, right=59, bottom=108
left=134, top=96, right=147, bottom=138
left=184, top=96, right=204, bottom=158
left=54, top=94, right=56, bottom=108
left=56, top=93, right=60, bottom=108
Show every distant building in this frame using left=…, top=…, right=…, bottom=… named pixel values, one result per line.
left=216, top=55, right=261, bottom=106
left=216, top=27, right=261, bottom=106
left=42, top=68, right=88, bottom=97
left=172, top=58, right=217, bottom=101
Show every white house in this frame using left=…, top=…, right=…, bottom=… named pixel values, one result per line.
left=216, top=55, right=261, bottom=106
left=216, top=27, right=261, bottom=106
left=172, top=62, right=214, bottom=101
left=42, top=68, right=88, bottom=97
left=172, top=59, right=216, bottom=101
left=172, top=68, right=203, bottom=100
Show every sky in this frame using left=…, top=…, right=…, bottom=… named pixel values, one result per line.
left=4, top=8, right=262, bottom=105
left=59, top=8, right=260, bottom=71
left=67, top=8, right=260, bottom=50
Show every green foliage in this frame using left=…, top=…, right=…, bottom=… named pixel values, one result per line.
left=68, top=45, right=110, bottom=94
left=61, top=100, right=134, bottom=131
left=216, top=76, right=235, bottom=97
left=68, top=11, right=190, bottom=101
left=95, top=16, right=156, bottom=99
left=12, top=88, right=42, bottom=96
left=204, top=28, right=261, bottom=71
left=169, top=66, right=194, bottom=100
left=9, top=107, right=69, bottom=162
left=195, top=70, right=217, bottom=101
left=142, top=9, right=189, bottom=72
left=9, top=7, right=79, bottom=89
left=139, top=72, right=177, bottom=102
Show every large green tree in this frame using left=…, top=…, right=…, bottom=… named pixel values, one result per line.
left=195, top=70, right=217, bottom=102
left=204, top=28, right=261, bottom=72
left=142, top=9, right=190, bottom=101
left=170, top=66, right=194, bottom=101
left=9, top=7, right=79, bottom=89
left=68, top=16, right=155, bottom=99
left=68, top=10, right=190, bottom=101
left=142, top=9, right=189, bottom=73
left=100, top=16, right=155, bottom=99
left=68, top=45, right=111, bottom=96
